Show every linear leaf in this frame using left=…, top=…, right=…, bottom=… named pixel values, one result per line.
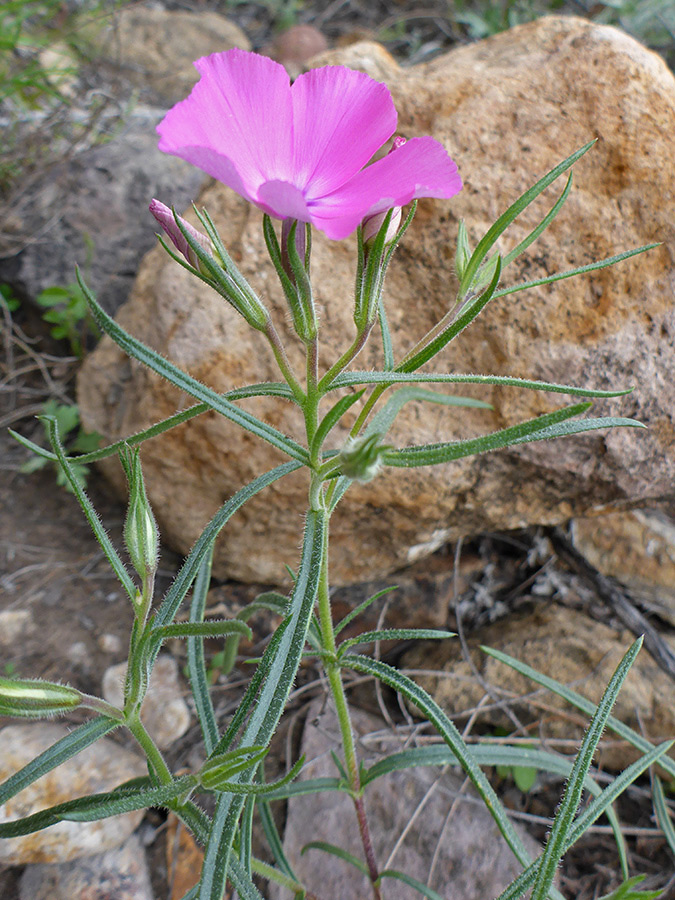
left=380, top=869, right=445, bottom=900
left=301, top=840, right=370, bottom=876
left=495, top=740, right=672, bottom=900
left=364, top=387, right=492, bottom=441
left=156, top=460, right=301, bottom=627
left=43, top=416, right=136, bottom=600
left=0, top=717, right=119, bottom=806
left=383, top=402, right=592, bottom=468
left=328, top=371, right=632, bottom=399
left=77, top=272, right=309, bottom=464
left=334, top=586, right=399, bottom=636
left=502, top=172, right=573, bottom=268
left=187, top=542, right=218, bottom=755
left=531, top=638, right=642, bottom=900
left=340, top=654, right=551, bottom=889
left=492, top=244, right=659, bottom=301
left=652, top=775, right=675, bottom=858
left=458, top=141, right=595, bottom=295
left=481, top=646, right=675, bottom=781
left=156, top=620, right=252, bottom=641
left=337, top=628, right=454, bottom=659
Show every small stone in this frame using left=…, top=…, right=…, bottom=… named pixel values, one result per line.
left=19, top=834, right=153, bottom=900
left=66, top=642, right=88, bottom=665
left=0, top=724, right=145, bottom=864
left=272, top=700, right=541, bottom=900
left=102, top=654, right=190, bottom=750
left=0, top=610, right=33, bottom=646
left=264, top=25, right=328, bottom=77
left=98, top=633, right=123, bottom=655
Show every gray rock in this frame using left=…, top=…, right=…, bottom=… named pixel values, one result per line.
left=102, top=654, right=190, bottom=750
left=19, top=834, right=153, bottom=900
left=0, top=107, right=206, bottom=315
left=273, top=700, right=542, bottom=899
left=0, top=724, right=145, bottom=864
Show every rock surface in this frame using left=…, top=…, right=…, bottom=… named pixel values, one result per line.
left=19, top=834, right=153, bottom=900
left=272, top=700, right=542, bottom=899
left=78, top=17, right=675, bottom=584
left=102, top=654, right=190, bottom=750
left=571, top=510, right=675, bottom=626
left=0, top=724, right=145, bottom=864
left=403, top=603, right=675, bottom=770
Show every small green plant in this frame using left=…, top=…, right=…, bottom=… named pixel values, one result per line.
left=35, top=279, right=98, bottom=357
left=0, top=283, right=20, bottom=312
left=21, top=399, right=100, bottom=490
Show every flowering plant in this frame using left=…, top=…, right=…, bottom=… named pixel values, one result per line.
left=4, top=48, right=671, bottom=900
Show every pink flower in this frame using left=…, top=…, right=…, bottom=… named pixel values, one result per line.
left=156, top=49, right=462, bottom=241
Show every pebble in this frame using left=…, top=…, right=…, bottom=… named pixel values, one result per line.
left=0, top=611, right=33, bottom=646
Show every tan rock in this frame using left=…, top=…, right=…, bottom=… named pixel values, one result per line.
left=571, top=510, right=675, bottom=626
left=98, top=5, right=250, bottom=105
left=403, top=604, right=675, bottom=770
left=78, top=17, right=675, bottom=584
left=0, top=724, right=145, bottom=863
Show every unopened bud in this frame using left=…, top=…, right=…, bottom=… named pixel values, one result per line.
left=123, top=448, right=159, bottom=584
left=150, top=199, right=213, bottom=270
left=0, top=677, right=82, bottom=719
left=339, top=433, right=389, bottom=483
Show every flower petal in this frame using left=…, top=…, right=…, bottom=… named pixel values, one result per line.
left=290, top=65, right=397, bottom=198
left=309, top=136, right=463, bottom=240
left=157, top=50, right=294, bottom=196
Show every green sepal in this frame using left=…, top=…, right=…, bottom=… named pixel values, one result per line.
left=120, top=446, right=159, bottom=587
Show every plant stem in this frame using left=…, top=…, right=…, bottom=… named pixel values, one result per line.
left=127, top=715, right=173, bottom=785
left=264, top=321, right=304, bottom=403
left=317, top=522, right=382, bottom=899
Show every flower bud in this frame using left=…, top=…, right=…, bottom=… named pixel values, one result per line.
left=0, top=677, right=82, bottom=719
left=150, top=199, right=213, bottom=270
left=338, top=433, right=388, bottom=483
left=122, top=448, right=159, bottom=585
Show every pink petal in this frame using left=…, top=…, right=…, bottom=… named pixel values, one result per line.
left=310, top=137, right=463, bottom=240
left=289, top=66, right=397, bottom=198
left=157, top=50, right=294, bottom=197
left=257, top=181, right=311, bottom=221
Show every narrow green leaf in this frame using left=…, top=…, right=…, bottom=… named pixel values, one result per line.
left=501, top=173, right=573, bottom=268
left=197, top=511, right=327, bottom=900
left=0, top=717, right=119, bottom=806
left=378, top=294, right=395, bottom=370
left=258, top=794, right=298, bottom=881
left=253, top=776, right=343, bottom=803
left=364, top=387, right=492, bottom=442
left=337, top=628, right=454, bottom=658
left=379, top=869, right=445, bottom=900
left=187, top=541, right=218, bottom=755
left=531, top=639, right=642, bottom=900
left=458, top=141, right=595, bottom=296
left=492, top=244, right=660, bottom=301
left=76, top=272, right=309, bottom=464
left=481, top=646, right=675, bottom=781
left=310, top=390, right=365, bottom=459
left=598, top=874, right=663, bottom=900
left=156, top=620, right=252, bottom=641
left=341, top=654, right=551, bottom=890
left=206, top=756, right=305, bottom=796
left=398, top=255, right=502, bottom=374
left=328, top=370, right=633, bottom=399
left=383, top=402, right=592, bottom=468
left=156, top=460, right=302, bottom=627
left=43, top=416, right=136, bottom=601
left=0, top=776, right=197, bottom=836
left=301, top=840, right=370, bottom=876
left=652, top=775, right=675, bottom=858
left=334, top=585, right=399, bottom=636
left=494, top=741, right=672, bottom=900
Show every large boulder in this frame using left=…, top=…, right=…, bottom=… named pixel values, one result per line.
left=78, top=17, right=675, bottom=584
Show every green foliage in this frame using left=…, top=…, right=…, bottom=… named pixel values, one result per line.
left=35, top=280, right=98, bottom=357
left=598, top=874, right=663, bottom=900
left=6, top=141, right=668, bottom=900
left=20, top=400, right=100, bottom=491
left=0, top=283, right=21, bottom=312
